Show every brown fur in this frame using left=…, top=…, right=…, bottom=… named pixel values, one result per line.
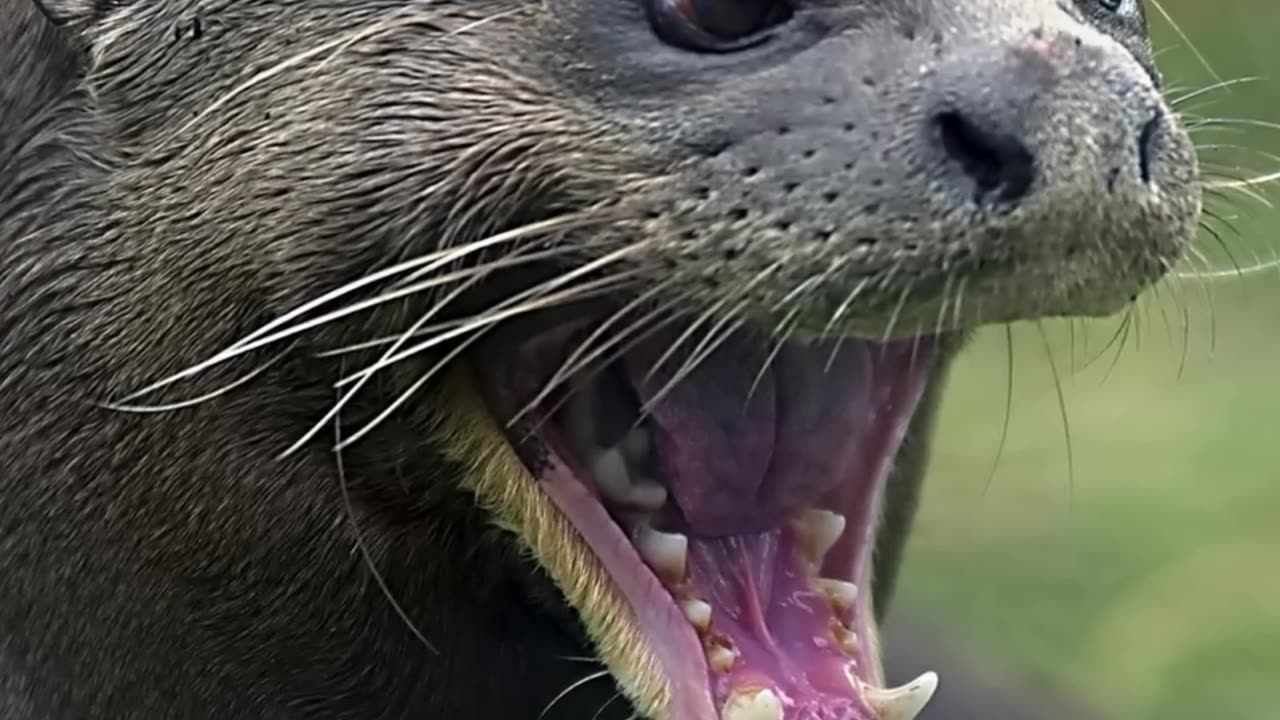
left=0, top=0, right=1198, bottom=718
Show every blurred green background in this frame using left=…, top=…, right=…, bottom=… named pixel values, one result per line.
left=895, top=2, right=1280, bottom=719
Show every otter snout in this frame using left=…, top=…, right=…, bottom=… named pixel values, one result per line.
left=923, top=31, right=1167, bottom=211
left=604, top=13, right=1202, bottom=337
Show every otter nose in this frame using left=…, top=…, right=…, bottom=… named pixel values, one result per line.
left=1136, top=110, right=1162, bottom=184
left=932, top=108, right=1036, bottom=204
left=924, top=42, right=1053, bottom=207
left=922, top=33, right=1158, bottom=208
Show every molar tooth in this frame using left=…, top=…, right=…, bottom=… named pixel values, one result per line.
left=720, top=688, right=783, bottom=720
left=707, top=642, right=738, bottom=672
left=832, top=624, right=859, bottom=655
left=621, top=426, right=651, bottom=462
left=634, top=527, right=688, bottom=582
left=681, top=599, right=713, bottom=632
left=816, top=578, right=859, bottom=611
left=795, top=510, right=846, bottom=564
left=627, top=479, right=669, bottom=512
left=589, top=449, right=635, bottom=505
left=866, top=672, right=939, bottom=720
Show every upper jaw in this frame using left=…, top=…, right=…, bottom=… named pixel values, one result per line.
left=472, top=316, right=945, bottom=720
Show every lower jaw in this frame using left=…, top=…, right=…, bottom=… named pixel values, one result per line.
left=470, top=325, right=942, bottom=720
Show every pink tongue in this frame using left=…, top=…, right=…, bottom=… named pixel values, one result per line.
left=622, top=334, right=874, bottom=535
left=686, top=529, right=876, bottom=719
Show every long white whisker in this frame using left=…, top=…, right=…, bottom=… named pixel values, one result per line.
left=822, top=275, right=873, bottom=372
left=335, top=273, right=636, bottom=388
left=538, top=671, right=611, bottom=720
left=1149, top=0, right=1223, bottom=86
left=1205, top=169, right=1280, bottom=190
left=336, top=276, right=633, bottom=451
left=1173, top=257, right=1280, bottom=280
left=276, top=241, right=558, bottom=459
left=514, top=293, right=692, bottom=437
left=334, top=244, right=651, bottom=450
left=506, top=279, right=678, bottom=426
left=639, top=311, right=750, bottom=420
left=1169, top=76, right=1261, bottom=107
left=337, top=244, right=650, bottom=388
left=640, top=260, right=783, bottom=386
left=98, top=344, right=295, bottom=414
left=224, top=244, right=580, bottom=365
left=115, top=214, right=600, bottom=403
left=744, top=264, right=841, bottom=403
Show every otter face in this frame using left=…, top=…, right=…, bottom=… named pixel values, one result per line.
left=467, top=2, right=1199, bottom=718
left=30, top=0, right=1198, bottom=718
left=532, top=0, right=1199, bottom=333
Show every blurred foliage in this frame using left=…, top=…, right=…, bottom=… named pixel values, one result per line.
left=895, top=2, right=1280, bottom=719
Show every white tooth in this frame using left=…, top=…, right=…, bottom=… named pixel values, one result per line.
left=720, top=688, right=783, bottom=720
left=626, top=479, right=668, bottom=512
left=681, top=599, right=712, bottom=631
left=707, top=643, right=738, bottom=672
left=589, top=449, right=635, bottom=504
left=866, top=672, right=939, bottom=720
left=795, top=510, right=846, bottom=563
left=817, top=578, right=859, bottom=610
left=634, top=527, right=688, bottom=582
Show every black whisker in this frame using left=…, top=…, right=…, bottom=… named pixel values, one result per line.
left=982, top=324, right=1015, bottom=496
left=332, top=367, right=438, bottom=654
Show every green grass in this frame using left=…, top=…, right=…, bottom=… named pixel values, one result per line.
left=892, top=2, right=1280, bottom=717
left=898, top=291, right=1280, bottom=719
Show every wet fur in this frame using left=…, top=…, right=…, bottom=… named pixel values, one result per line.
left=0, top=0, right=1196, bottom=718
left=0, top=6, right=617, bottom=719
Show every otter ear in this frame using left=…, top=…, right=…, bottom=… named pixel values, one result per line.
left=31, top=0, right=100, bottom=25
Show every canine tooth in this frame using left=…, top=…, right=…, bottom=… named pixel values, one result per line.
left=866, top=672, right=939, bottom=720
left=720, top=688, right=783, bottom=720
left=817, top=578, right=859, bottom=610
left=707, top=642, right=738, bottom=672
left=795, top=510, right=846, bottom=563
left=681, top=599, right=713, bottom=631
left=635, top=527, right=688, bottom=582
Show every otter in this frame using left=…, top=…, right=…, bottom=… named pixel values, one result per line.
left=0, top=0, right=1200, bottom=718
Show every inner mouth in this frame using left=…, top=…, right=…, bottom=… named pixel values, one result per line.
left=477, top=317, right=940, bottom=720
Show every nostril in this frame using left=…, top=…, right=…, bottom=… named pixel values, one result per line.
left=1138, top=110, right=1162, bottom=185
left=934, top=110, right=1036, bottom=205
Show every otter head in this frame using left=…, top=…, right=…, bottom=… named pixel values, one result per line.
left=33, top=0, right=1199, bottom=718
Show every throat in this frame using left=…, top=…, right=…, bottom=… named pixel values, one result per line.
left=558, top=330, right=921, bottom=537
left=619, top=331, right=883, bottom=535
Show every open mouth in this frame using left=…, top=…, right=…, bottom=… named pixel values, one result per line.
left=474, top=315, right=941, bottom=720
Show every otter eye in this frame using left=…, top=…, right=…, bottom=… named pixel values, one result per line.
left=1096, top=0, right=1137, bottom=16
left=647, top=0, right=793, bottom=52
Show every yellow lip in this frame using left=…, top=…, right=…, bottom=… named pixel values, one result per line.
left=431, top=363, right=672, bottom=720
